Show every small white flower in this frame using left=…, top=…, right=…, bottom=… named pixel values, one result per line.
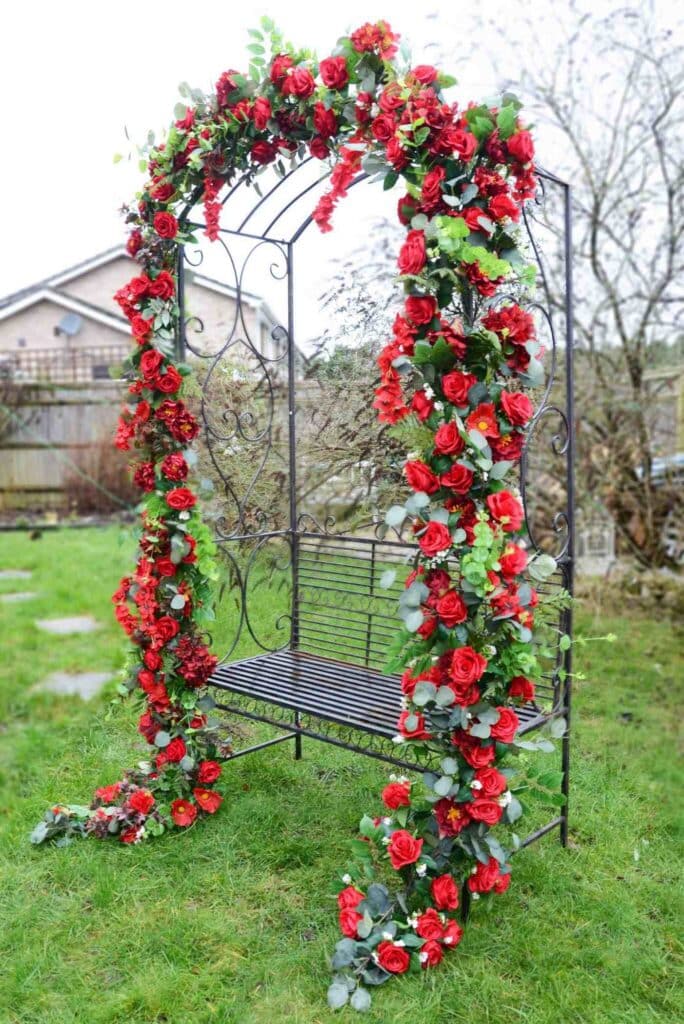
left=395, top=940, right=406, bottom=948
left=407, top=913, right=419, bottom=929
left=419, top=952, right=429, bottom=964
left=392, top=734, right=406, bottom=745
left=471, top=892, right=481, bottom=901
left=471, top=779, right=483, bottom=790
left=382, top=816, right=392, bottom=826
left=416, top=863, right=427, bottom=877
left=382, top=931, right=394, bottom=941
left=499, top=790, right=512, bottom=807
left=423, top=384, right=435, bottom=399
left=342, top=873, right=352, bottom=885
left=389, top=773, right=398, bottom=782
left=434, top=401, right=444, bottom=412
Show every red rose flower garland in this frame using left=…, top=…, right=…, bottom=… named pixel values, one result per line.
left=29, top=18, right=563, bottom=1011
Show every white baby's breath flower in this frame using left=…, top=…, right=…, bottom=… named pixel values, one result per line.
left=416, top=863, right=427, bottom=878
left=382, top=931, right=394, bottom=941
left=342, top=873, right=352, bottom=885
left=499, top=790, right=512, bottom=807
left=471, top=779, right=483, bottom=790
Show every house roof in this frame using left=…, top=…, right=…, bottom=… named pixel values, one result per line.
left=0, top=245, right=280, bottom=327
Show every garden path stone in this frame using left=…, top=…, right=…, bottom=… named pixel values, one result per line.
left=0, top=570, right=32, bottom=580
left=0, top=591, right=37, bottom=603
left=36, top=671, right=114, bottom=699
left=35, top=615, right=101, bottom=635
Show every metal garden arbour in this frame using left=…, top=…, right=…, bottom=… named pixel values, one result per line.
left=173, top=158, right=575, bottom=854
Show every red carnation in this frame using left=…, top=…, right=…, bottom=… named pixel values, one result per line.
left=160, top=452, right=188, bottom=481
left=127, top=789, right=155, bottom=815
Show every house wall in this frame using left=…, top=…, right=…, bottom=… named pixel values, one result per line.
left=0, top=299, right=125, bottom=353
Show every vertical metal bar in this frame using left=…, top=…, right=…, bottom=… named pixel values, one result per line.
left=560, top=183, right=575, bottom=848
left=287, top=241, right=299, bottom=652
left=364, top=540, right=376, bottom=667
left=175, top=244, right=186, bottom=362
left=460, top=882, right=471, bottom=923
left=287, top=240, right=301, bottom=761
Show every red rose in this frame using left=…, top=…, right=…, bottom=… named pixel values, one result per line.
left=397, top=192, right=419, bottom=225
left=151, top=181, right=175, bottom=203
left=376, top=941, right=411, bottom=974
left=388, top=829, right=423, bottom=870
left=405, top=460, right=440, bottom=494
left=148, top=270, right=175, bottom=300
left=499, top=542, right=527, bottom=578
left=160, top=452, right=188, bottom=481
left=126, top=230, right=142, bottom=257
left=138, top=711, right=157, bottom=744
left=120, top=826, right=141, bottom=844
left=466, top=402, right=500, bottom=439
left=450, top=128, right=477, bottom=162
left=197, top=760, right=222, bottom=785
left=416, top=908, right=443, bottom=941
left=251, top=140, right=276, bottom=165
left=95, top=782, right=121, bottom=804
left=418, top=521, right=451, bottom=558
left=434, top=422, right=465, bottom=456
left=319, top=56, right=349, bottom=89
left=468, top=856, right=505, bottom=894
left=450, top=646, right=488, bottom=685
left=440, top=463, right=474, bottom=495
left=410, top=64, right=438, bottom=84
left=501, top=390, right=534, bottom=426
left=282, top=67, right=315, bottom=98
left=421, top=940, right=444, bottom=969
left=507, top=129, right=534, bottom=164
left=128, top=789, right=155, bottom=815
left=398, top=710, right=431, bottom=740
left=170, top=798, right=197, bottom=827
left=434, top=798, right=471, bottom=836
left=508, top=675, right=535, bottom=702
left=309, top=136, right=329, bottom=160
left=140, top=349, right=164, bottom=379
left=398, top=230, right=427, bottom=275
left=130, top=315, right=154, bottom=343
left=153, top=616, right=180, bottom=644
left=405, top=295, right=437, bottom=325
left=430, top=874, right=459, bottom=911
left=337, top=885, right=364, bottom=910
left=371, top=113, right=396, bottom=142
left=421, top=166, right=445, bottom=211
left=411, top=389, right=434, bottom=422
left=435, top=590, right=468, bottom=627
left=386, top=137, right=409, bottom=171
left=490, top=706, right=519, bottom=744
left=474, top=767, right=508, bottom=797
left=166, top=487, right=197, bottom=510
left=382, top=781, right=411, bottom=809
left=442, top=371, right=477, bottom=406
left=155, top=367, right=183, bottom=394
left=153, top=212, right=178, bottom=239
left=488, top=193, right=520, bottom=222
left=469, top=798, right=504, bottom=825
left=156, top=558, right=176, bottom=577
left=494, top=871, right=511, bottom=894
left=442, top=919, right=464, bottom=947
left=165, top=736, right=187, bottom=763
left=339, top=908, right=363, bottom=937
left=193, top=787, right=223, bottom=814
left=312, top=102, right=337, bottom=138
left=486, top=490, right=524, bottom=532
left=270, top=53, right=294, bottom=86
left=252, top=96, right=272, bottom=131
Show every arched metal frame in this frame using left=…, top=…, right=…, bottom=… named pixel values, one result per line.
left=173, top=159, right=575, bottom=846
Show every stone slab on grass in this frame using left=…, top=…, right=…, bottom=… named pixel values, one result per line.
left=0, top=569, right=32, bottom=580
left=35, top=615, right=101, bottom=635
left=0, top=591, right=37, bottom=603
left=36, top=671, right=114, bottom=700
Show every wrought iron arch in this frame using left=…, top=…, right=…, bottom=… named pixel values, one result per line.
left=175, top=158, right=575, bottom=843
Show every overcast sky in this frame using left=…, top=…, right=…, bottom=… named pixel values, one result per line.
left=2, top=0, right=672, bottom=341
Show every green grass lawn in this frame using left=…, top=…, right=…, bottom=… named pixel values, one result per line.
left=0, top=527, right=681, bottom=1024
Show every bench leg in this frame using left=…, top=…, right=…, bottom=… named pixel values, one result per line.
left=294, top=711, right=302, bottom=760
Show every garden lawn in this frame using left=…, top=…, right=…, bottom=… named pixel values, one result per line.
left=0, top=527, right=681, bottom=1024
